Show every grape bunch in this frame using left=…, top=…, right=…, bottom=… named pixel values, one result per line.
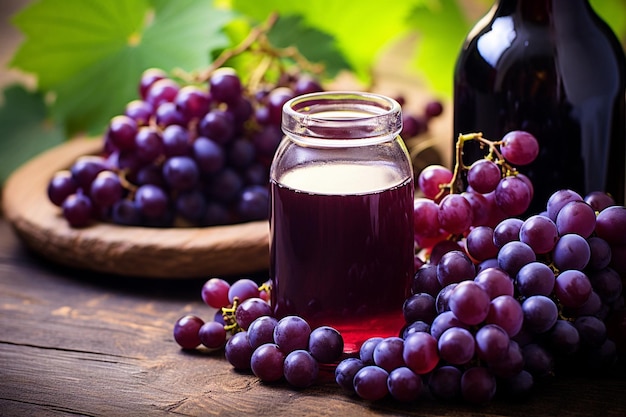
left=173, top=277, right=344, bottom=388
left=333, top=130, right=625, bottom=404
left=46, top=65, right=328, bottom=228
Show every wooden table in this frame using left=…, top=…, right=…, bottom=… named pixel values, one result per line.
left=0, top=215, right=625, bottom=416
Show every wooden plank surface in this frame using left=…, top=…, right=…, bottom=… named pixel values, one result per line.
left=1, top=218, right=625, bottom=417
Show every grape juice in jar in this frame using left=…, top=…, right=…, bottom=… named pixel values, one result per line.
left=271, top=92, right=414, bottom=354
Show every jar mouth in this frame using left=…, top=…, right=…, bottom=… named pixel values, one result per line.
left=281, top=91, right=402, bottom=146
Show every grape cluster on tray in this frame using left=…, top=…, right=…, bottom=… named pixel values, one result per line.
left=173, top=130, right=625, bottom=406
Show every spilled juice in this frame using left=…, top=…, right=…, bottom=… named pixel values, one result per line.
left=270, top=162, right=414, bottom=353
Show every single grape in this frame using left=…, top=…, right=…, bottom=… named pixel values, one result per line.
left=574, top=316, right=607, bottom=348
left=111, top=199, right=141, bottom=226
left=293, top=75, right=323, bottom=95
left=173, top=314, right=204, bottom=350
left=436, top=250, right=476, bottom=287
left=175, top=85, right=211, bottom=119
left=412, top=264, right=442, bottom=297
left=162, top=156, right=199, bottom=191
left=161, top=124, right=190, bottom=157
left=546, top=189, right=583, bottom=221
left=401, top=321, right=431, bottom=339
left=495, top=176, right=531, bottom=216
left=500, top=130, right=539, bottom=166
left=587, top=237, right=612, bottom=270
left=335, top=358, right=365, bottom=392
left=438, top=327, right=475, bottom=365
left=283, top=350, right=319, bottom=388
left=485, top=295, right=524, bottom=337
left=210, top=68, right=242, bottom=105
left=555, top=200, right=597, bottom=238
left=467, top=159, right=501, bottom=193
left=438, top=193, right=473, bottom=234
left=201, top=278, right=231, bottom=309
left=418, top=165, right=453, bottom=200
left=595, top=205, right=626, bottom=246
left=475, top=324, right=510, bottom=363
left=545, top=319, right=580, bottom=355
left=198, top=321, right=227, bottom=349
left=235, top=297, right=272, bottom=330
left=402, top=331, right=440, bottom=375
left=460, top=366, right=497, bottom=404
left=252, top=125, right=283, bottom=159
left=428, top=365, right=462, bottom=401
left=135, top=126, right=164, bottom=163
left=308, top=326, right=344, bottom=364
left=89, top=170, right=123, bottom=207
left=584, top=191, right=616, bottom=212
left=139, top=68, right=167, bottom=99
left=236, top=185, right=269, bottom=221
left=474, top=267, right=514, bottom=299
left=266, top=87, right=295, bottom=126
left=146, top=78, right=179, bottom=108
left=108, top=115, right=138, bottom=151
left=70, top=156, right=108, bottom=189
left=448, top=281, right=490, bottom=326
left=228, top=278, right=260, bottom=304
left=155, top=101, right=187, bottom=127
left=353, top=366, right=389, bottom=401
left=198, top=109, right=235, bottom=145
left=552, top=234, right=591, bottom=271
left=497, top=241, right=536, bottom=277
left=522, top=343, right=554, bottom=377
left=208, top=168, right=244, bottom=204
left=134, top=184, right=169, bottom=219
left=176, top=190, right=207, bottom=223
left=430, top=310, right=468, bottom=340
left=466, top=226, right=499, bottom=262
left=554, top=270, right=592, bottom=308
left=522, top=295, right=558, bottom=333
left=248, top=315, right=278, bottom=350
left=387, top=367, right=422, bottom=402
left=372, top=337, right=405, bottom=372
left=48, top=170, right=78, bottom=207
left=519, top=215, right=559, bottom=254
left=588, top=267, right=623, bottom=304
left=62, top=193, right=93, bottom=228
left=493, top=217, right=523, bottom=248
left=273, top=315, right=311, bottom=354
left=435, top=283, right=458, bottom=314
left=125, top=99, right=153, bottom=126
left=250, top=343, right=285, bottom=382
left=413, top=198, right=442, bottom=238
left=462, top=191, right=491, bottom=227
left=516, top=262, right=555, bottom=297
left=403, top=293, right=437, bottom=325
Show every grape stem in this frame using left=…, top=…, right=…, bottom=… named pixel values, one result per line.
left=435, top=132, right=518, bottom=201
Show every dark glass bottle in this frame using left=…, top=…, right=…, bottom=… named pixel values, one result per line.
left=453, top=0, right=625, bottom=214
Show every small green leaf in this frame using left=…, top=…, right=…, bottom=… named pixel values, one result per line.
left=0, top=85, right=65, bottom=184
left=267, top=15, right=352, bottom=78
left=10, top=0, right=233, bottom=136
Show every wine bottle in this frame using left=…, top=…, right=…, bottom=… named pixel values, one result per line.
left=453, top=0, right=625, bottom=214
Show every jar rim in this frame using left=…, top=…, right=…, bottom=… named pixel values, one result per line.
left=281, top=91, right=402, bottom=146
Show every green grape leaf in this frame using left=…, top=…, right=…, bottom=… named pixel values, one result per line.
left=0, top=85, right=65, bottom=184
left=267, top=15, right=352, bottom=78
left=230, top=0, right=417, bottom=83
left=408, top=0, right=474, bottom=98
left=10, top=0, right=232, bottom=136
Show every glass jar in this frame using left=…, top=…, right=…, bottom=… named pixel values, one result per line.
left=453, top=0, right=626, bottom=214
left=270, top=91, right=414, bottom=353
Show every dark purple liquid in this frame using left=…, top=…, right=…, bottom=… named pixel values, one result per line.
left=454, top=0, right=625, bottom=214
left=270, top=176, right=414, bottom=353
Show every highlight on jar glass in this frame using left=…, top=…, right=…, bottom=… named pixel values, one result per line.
left=269, top=91, right=415, bottom=354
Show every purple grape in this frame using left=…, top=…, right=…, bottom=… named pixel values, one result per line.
left=495, top=176, right=531, bottom=216
left=228, top=278, right=260, bottom=304
left=139, top=68, right=167, bottom=99
left=283, top=350, right=319, bottom=388
left=70, top=156, right=108, bottom=189
left=209, top=68, right=242, bottom=105
left=475, top=324, right=510, bottom=363
left=588, top=267, right=623, bottom=304
left=173, top=314, right=204, bottom=349
left=516, top=261, right=555, bottom=297
left=359, top=337, right=383, bottom=365
left=201, top=277, right=230, bottom=309
left=595, top=206, right=626, bottom=246
left=546, top=189, right=583, bottom=221
left=499, top=370, right=534, bottom=399
left=111, top=199, right=141, bottom=226
left=135, top=164, right=164, bottom=187
left=435, top=283, right=458, bottom=314
left=519, top=215, right=558, bottom=254
left=412, top=264, right=441, bottom=297
left=228, top=138, right=256, bottom=169
left=584, top=191, right=616, bottom=212
left=266, top=87, right=295, bottom=126
left=436, top=250, right=476, bottom=287
left=587, top=237, right=612, bottom=270
left=372, top=337, right=405, bottom=372
left=522, top=343, right=554, bottom=377
left=162, top=156, right=199, bottom=190
left=574, top=315, right=607, bottom=348
left=175, top=85, right=211, bottom=119
left=155, top=101, right=187, bottom=127
left=545, top=319, right=580, bottom=355
left=108, top=115, right=138, bottom=151
left=134, top=184, right=169, bottom=219
left=552, top=233, right=591, bottom=271
left=252, top=125, right=283, bottom=159
left=198, top=321, right=227, bottom=349
left=353, top=366, right=389, bottom=401
left=192, top=137, right=225, bottom=174
left=500, top=130, right=539, bottom=166
left=401, top=321, right=431, bottom=339
left=387, top=367, right=422, bottom=402
left=556, top=200, right=596, bottom=238
left=430, top=310, right=468, bottom=340
left=428, top=365, right=461, bottom=401
left=250, top=343, right=285, bottom=382
left=146, top=78, right=179, bottom=108
left=248, top=316, right=278, bottom=350
left=522, top=295, right=558, bottom=333
left=308, top=326, right=344, bottom=364
left=485, top=295, right=524, bottom=337
left=293, top=75, right=323, bottom=95
left=466, top=226, right=499, bottom=262
left=225, top=331, right=254, bottom=370
left=493, top=217, right=523, bottom=247
left=273, top=315, right=311, bottom=354
left=48, top=170, right=78, bottom=207
left=554, top=269, right=592, bottom=308
left=236, top=185, right=269, bottom=221
left=474, top=267, right=514, bottom=299
left=467, top=159, right=501, bottom=193
left=62, top=193, right=93, bottom=228
left=89, top=170, right=123, bottom=207
left=227, top=96, right=254, bottom=125
left=497, top=241, right=536, bottom=277
left=438, top=327, right=475, bottom=365
left=462, top=191, right=491, bottom=227
left=198, top=109, right=235, bottom=145
left=402, top=331, right=439, bottom=375
left=402, top=293, right=436, bottom=325
left=449, top=281, right=490, bottom=326
left=235, top=297, right=272, bottom=330
left=461, top=366, right=497, bottom=404
left=438, top=193, right=473, bottom=234
left=208, top=168, right=244, bottom=203
left=125, top=99, right=153, bottom=125
left=162, top=125, right=190, bottom=157
left=134, top=126, right=164, bottom=163
left=175, top=190, right=207, bottom=222
left=335, top=358, right=365, bottom=392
